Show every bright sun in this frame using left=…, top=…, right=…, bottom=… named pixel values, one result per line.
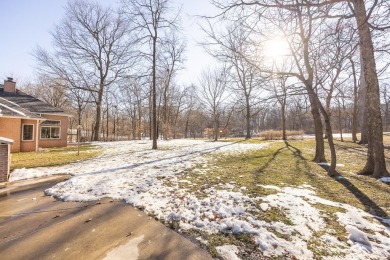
left=264, top=39, right=290, bottom=58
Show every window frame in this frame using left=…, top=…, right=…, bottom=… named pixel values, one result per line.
left=40, top=120, right=61, bottom=140
left=22, top=124, right=34, bottom=141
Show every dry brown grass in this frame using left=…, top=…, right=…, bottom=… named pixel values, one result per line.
left=331, top=132, right=390, bottom=147
left=260, top=130, right=304, bottom=140
left=11, top=144, right=101, bottom=170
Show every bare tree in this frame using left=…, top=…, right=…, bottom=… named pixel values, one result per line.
left=159, top=32, right=186, bottom=140
left=121, top=0, right=181, bottom=149
left=353, top=0, right=388, bottom=177
left=35, top=0, right=135, bottom=141
left=270, top=76, right=290, bottom=140
left=349, top=56, right=360, bottom=143
left=201, top=22, right=264, bottom=140
left=197, top=66, right=228, bottom=141
left=20, top=76, right=69, bottom=109
left=211, top=0, right=390, bottom=178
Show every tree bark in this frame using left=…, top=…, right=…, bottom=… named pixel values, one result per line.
left=184, top=115, right=190, bottom=138
left=106, top=104, right=109, bottom=141
left=245, top=95, right=251, bottom=140
left=358, top=63, right=368, bottom=144
left=214, top=114, right=219, bottom=141
left=152, top=35, right=158, bottom=149
left=281, top=99, right=287, bottom=141
left=350, top=57, right=359, bottom=143
left=353, top=0, right=388, bottom=177
left=93, top=89, right=104, bottom=141
left=320, top=106, right=338, bottom=177
left=338, top=105, right=344, bottom=142
left=306, top=86, right=338, bottom=176
left=308, top=91, right=326, bottom=162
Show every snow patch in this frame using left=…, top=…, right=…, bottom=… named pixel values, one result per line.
left=380, top=177, right=390, bottom=183
left=345, top=225, right=371, bottom=246
left=260, top=203, right=268, bottom=212
left=9, top=140, right=390, bottom=259
left=216, top=245, right=240, bottom=260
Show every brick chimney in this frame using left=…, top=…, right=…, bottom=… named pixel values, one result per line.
left=3, top=77, right=16, bottom=93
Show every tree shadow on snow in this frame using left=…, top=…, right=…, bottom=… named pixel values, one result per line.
left=335, top=176, right=389, bottom=221
left=259, top=141, right=389, bottom=226
left=77, top=141, right=245, bottom=177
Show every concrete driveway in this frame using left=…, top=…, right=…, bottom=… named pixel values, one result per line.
left=0, top=176, right=212, bottom=260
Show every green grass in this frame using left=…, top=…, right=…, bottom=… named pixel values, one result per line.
left=177, top=138, right=390, bottom=258
left=11, top=144, right=102, bottom=170
left=182, top=229, right=261, bottom=259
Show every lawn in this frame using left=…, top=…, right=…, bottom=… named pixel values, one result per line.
left=176, top=138, right=390, bottom=259
left=9, top=139, right=390, bottom=259
left=11, top=144, right=102, bottom=170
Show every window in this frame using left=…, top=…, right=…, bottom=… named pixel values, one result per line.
left=41, top=120, right=61, bottom=139
left=22, top=124, right=34, bottom=141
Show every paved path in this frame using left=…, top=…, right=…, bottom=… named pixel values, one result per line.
left=0, top=177, right=212, bottom=260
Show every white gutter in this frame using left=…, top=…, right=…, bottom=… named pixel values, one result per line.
left=39, top=112, right=73, bottom=117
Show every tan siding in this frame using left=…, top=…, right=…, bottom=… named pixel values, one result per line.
left=0, top=118, right=21, bottom=152
left=20, top=119, right=38, bottom=152
left=39, top=115, right=68, bottom=149
left=0, top=114, right=68, bottom=153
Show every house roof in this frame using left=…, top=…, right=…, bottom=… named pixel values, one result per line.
left=0, top=136, right=14, bottom=144
left=0, top=89, right=68, bottom=119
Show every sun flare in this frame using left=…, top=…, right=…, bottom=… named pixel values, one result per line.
left=264, top=39, right=290, bottom=58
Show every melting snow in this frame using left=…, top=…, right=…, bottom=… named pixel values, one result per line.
left=9, top=139, right=390, bottom=259
left=216, top=245, right=240, bottom=260
left=380, top=177, right=390, bottom=183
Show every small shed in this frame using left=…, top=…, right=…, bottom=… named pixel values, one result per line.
left=0, top=137, right=13, bottom=182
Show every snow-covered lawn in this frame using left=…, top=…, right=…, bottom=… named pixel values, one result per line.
left=10, top=139, right=390, bottom=259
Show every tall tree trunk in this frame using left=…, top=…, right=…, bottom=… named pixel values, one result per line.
left=320, top=106, right=338, bottom=177
left=106, top=105, right=109, bottom=141
left=354, top=0, right=388, bottom=177
left=350, top=58, right=359, bottom=143
left=137, top=97, right=142, bottom=140
left=338, top=105, right=344, bottom=142
left=77, top=107, right=82, bottom=143
left=152, top=35, right=158, bottom=149
left=307, top=86, right=338, bottom=176
left=163, top=87, right=168, bottom=140
left=214, top=114, right=219, bottom=141
left=358, top=64, right=368, bottom=144
left=308, top=90, right=326, bottom=162
left=91, top=122, right=95, bottom=142
left=184, top=116, right=189, bottom=138
left=245, top=95, right=251, bottom=140
left=93, top=92, right=103, bottom=141
left=281, top=99, right=287, bottom=141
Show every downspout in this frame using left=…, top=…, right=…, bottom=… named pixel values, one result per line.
left=36, top=120, right=40, bottom=152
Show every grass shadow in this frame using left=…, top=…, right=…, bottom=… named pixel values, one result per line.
left=255, top=144, right=288, bottom=174
left=278, top=142, right=389, bottom=224
left=335, top=176, right=389, bottom=220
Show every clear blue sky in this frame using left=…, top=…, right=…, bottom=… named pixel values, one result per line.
left=0, top=0, right=217, bottom=86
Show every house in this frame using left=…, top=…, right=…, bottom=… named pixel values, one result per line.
left=0, top=78, right=70, bottom=153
